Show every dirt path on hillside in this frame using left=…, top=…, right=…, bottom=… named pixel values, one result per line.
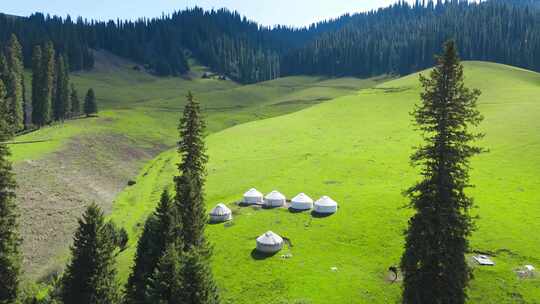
left=15, top=133, right=168, bottom=280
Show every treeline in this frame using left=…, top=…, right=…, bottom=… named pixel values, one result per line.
left=282, top=0, right=540, bottom=77
left=3, top=0, right=540, bottom=83
left=0, top=34, right=98, bottom=132
left=0, top=14, right=94, bottom=71
left=0, top=7, right=360, bottom=83
left=0, top=34, right=26, bottom=132
left=30, top=39, right=97, bottom=128
left=90, top=8, right=282, bottom=81
left=0, top=9, right=295, bottom=83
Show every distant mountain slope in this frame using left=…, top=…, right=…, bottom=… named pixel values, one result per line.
left=107, top=61, right=540, bottom=303
left=3, top=1, right=540, bottom=82
left=282, top=0, right=540, bottom=77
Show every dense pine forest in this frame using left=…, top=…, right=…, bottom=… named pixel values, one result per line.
left=2, top=0, right=540, bottom=83
left=282, top=0, right=540, bottom=77
left=0, top=33, right=96, bottom=133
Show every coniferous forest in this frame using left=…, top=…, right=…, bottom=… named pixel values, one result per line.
left=0, top=34, right=96, bottom=133
left=2, top=0, right=540, bottom=83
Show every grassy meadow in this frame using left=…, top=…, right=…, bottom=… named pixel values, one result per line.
left=13, top=52, right=389, bottom=280
left=109, top=62, right=540, bottom=303
left=13, top=56, right=383, bottom=163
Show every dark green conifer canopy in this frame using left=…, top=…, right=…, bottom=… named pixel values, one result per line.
left=401, top=40, right=484, bottom=304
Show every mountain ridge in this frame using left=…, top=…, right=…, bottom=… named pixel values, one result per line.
left=3, top=0, right=540, bottom=83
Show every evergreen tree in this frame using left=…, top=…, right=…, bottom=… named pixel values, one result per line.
left=63, top=56, right=71, bottom=119
left=70, top=84, right=80, bottom=116
left=42, top=42, right=55, bottom=125
left=0, top=55, right=8, bottom=117
left=53, top=55, right=70, bottom=121
left=175, top=91, right=208, bottom=250
left=21, top=74, right=29, bottom=129
left=174, top=92, right=220, bottom=303
left=0, top=79, right=22, bottom=304
left=0, top=54, right=8, bottom=83
left=5, top=34, right=24, bottom=131
left=179, top=247, right=220, bottom=304
left=145, top=243, right=184, bottom=304
left=84, top=88, right=97, bottom=117
left=61, top=203, right=121, bottom=304
left=125, top=190, right=177, bottom=304
left=31, top=45, right=44, bottom=126
left=400, top=41, right=484, bottom=304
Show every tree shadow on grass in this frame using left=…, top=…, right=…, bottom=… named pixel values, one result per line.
left=311, top=211, right=334, bottom=218
left=250, top=249, right=278, bottom=260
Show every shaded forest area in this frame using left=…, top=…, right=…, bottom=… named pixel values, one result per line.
left=1, top=0, right=540, bottom=83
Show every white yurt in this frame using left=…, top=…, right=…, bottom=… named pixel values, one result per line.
left=313, top=196, right=338, bottom=214
left=209, top=203, right=232, bottom=222
left=256, top=231, right=284, bottom=253
left=243, top=188, right=263, bottom=204
left=290, top=192, right=313, bottom=210
left=264, top=190, right=286, bottom=207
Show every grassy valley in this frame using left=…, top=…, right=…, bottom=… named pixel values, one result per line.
left=13, top=51, right=388, bottom=280
left=107, top=62, right=540, bottom=303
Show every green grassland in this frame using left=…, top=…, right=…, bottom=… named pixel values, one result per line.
left=110, top=61, right=540, bottom=303
left=13, top=56, right=384, bottom=163
left=13, top=51, right=389, bottom=281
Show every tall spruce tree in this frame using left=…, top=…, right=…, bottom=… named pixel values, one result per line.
left=145, top=243, right=184, bottom=304
left=31, top=45, right=44, bottom=126
left=175, top=91, right=208, bottom=250
left=5, top=34, right=24, bottom=131
left=63, top=55, right=72, bottom=119
left=179, top=247, right=220, bottom=304
left=125, top=190, right=178, bottom=304
left=400, top=41, right=484, bottom=304
left=70, top=84, right=80, bottom=116
left=0, top=54, right=7, bottom=83
left=21, top=74, right=29, bottom=129
left=0, top=79, right=22, bottom=304
left=61, top=203, right=121, bottom=304
left=0, top=56, right=9, bottom=125
left=42, top=42, right=55, bottom=124
left=173, top=91, right=219, bottom=303
left=53, top=55, right=70, bottom=121
left=84, top=88, right=97, bottom=117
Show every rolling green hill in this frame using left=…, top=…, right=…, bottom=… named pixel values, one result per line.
left=13, top=51, right=387, bottom=280
left=109, top=61, right=540, bottom=303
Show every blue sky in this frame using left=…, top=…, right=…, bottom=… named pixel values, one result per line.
left=3, top=0, right=405, bottom=27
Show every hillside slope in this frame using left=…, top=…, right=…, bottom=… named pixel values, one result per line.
left=13, top=52, right=387, bottom=280
left=112, top=61, right=540, bottom=303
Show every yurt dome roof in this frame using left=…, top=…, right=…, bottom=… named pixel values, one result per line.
left=315, top=196, right=337, bottom=206
left=256, top=231, right=283, bottom=245
left=209, top=203, right=231, bottom=216
left=292, top=193, right=313, bottom=203
left=265, top=190, right=286, bottom=200
left=244, top=188, right=263, bottom=197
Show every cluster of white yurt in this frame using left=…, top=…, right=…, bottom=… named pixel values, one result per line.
left=256, top=231, right=284, bottom=253
left=313, top=196, right=338, bottom=214
left=243, top=188, right=263, bottom=204
left=290, top=193, right=314, bottom=210
left=264, top=190, right=286, bottom=207
left=241, top=188, right=339, bottom=214
left=209, top=203, right=233, bottom=223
